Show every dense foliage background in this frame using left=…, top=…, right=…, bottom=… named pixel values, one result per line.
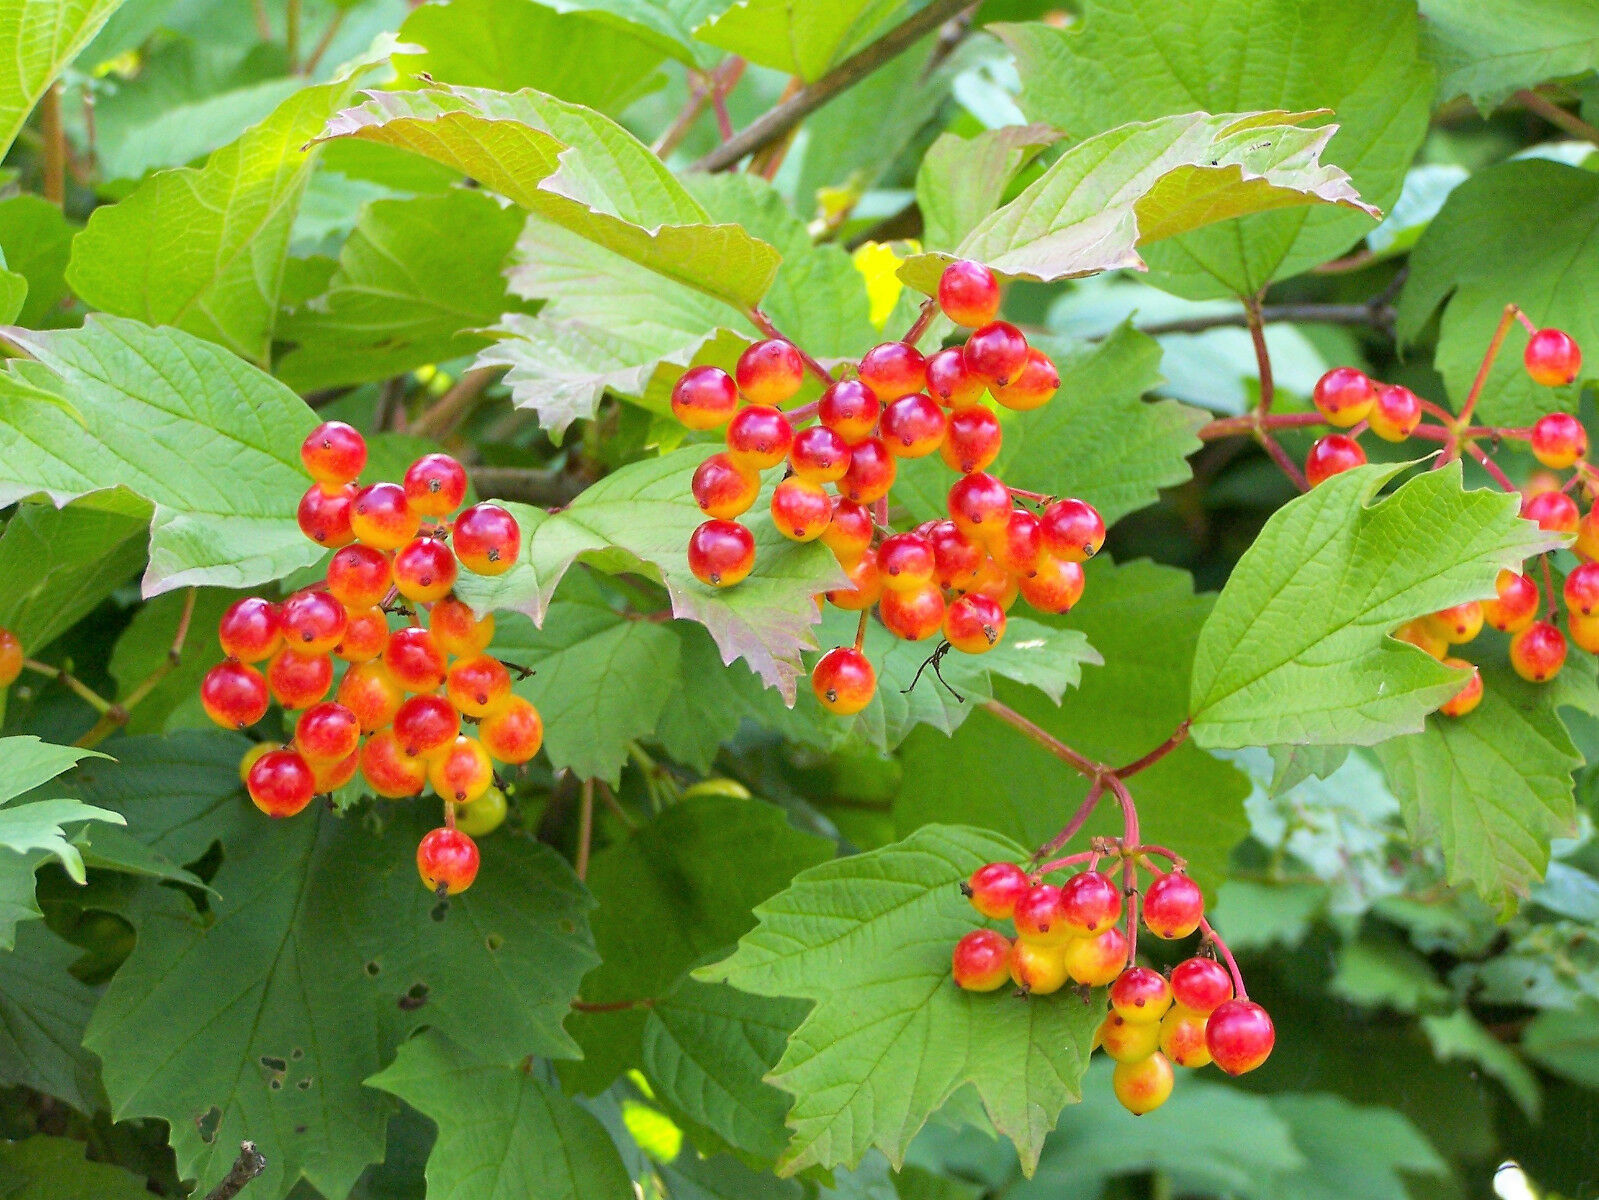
left=0, top=0, right=1598, bottom=1196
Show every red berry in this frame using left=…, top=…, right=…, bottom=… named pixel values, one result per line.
left=726, top=406, right=794, bottom=471
left=1525, top=328, right=1582, bottom=387
left=736, top=339, right=805, bottom=405
left=337, top=660, right=405, bottom=731
left=817, top=380, right=881, bottom=442
left=1040, top=498, right=1105, bottom=563
left=993, top=348, right=1059, bottom=411
left=1369, top=384, right=1423, bottom=442
left=692, top=452, right=760, bottom=519
left=1013, top=883, right=1071, bottom=947
left=825, top=550, right=883, bottom=611
left=431, top=597, right=494, bottom=656
left=1009, top=937, right=1070, bottom=994
left=301, top=421, right=366, bottom=486
left=944, top=593, right=1006, bottom=654
left=881, top=393, right=947, bottom=458
left=1159, top=1008, right=1213, bottom=1068
left=878, top=583, right=945, bottom=641
left=672, top=365, right=739, bottom=429
left=1017, top=556, right=1085, bottom=614
left=335, top=605, right=388, bottom=671
left=839, top=438, right=895, bottom=504
left=1484, top=569, right=1540, bottom=633
left=384, top=626, right=447, bottom=692
left=1439, top=657, right=1483, bottom=717
left=963, top=322, right=1028, bottom=387
left=326, top=544, right=392, bottom=610
left=925, top=346, right=986, bottom=408
left=361, top=730, right=428, bottom=798
left=1206, top=999, right=1275, bottom=1075
left=965, top=861, right=1029, bottom=920
left=1311, top=367, right=1377, bottom=427
left=1305, top=434, right=1366, bottom=487
left=951, top=928, right=1012, bottom=992
left=1523, top=488, right=1580, bottom=533
left=394, top=693, right=460, bottom=758
left=201, top=660, right=269, bottom=729
left=1059, top=870, right=1121, bottom=935
left=452, top=503, right=521, bottom=576
left=480, top=695, right=543, bottom=763
left=789, top=426, right=852, bottom=483
left=280, top=589, right=348, bottom=656
left=351, top=482, right=420, bottom=550
left=1110, top=966, right=1173, bottom=1023
left=878, top=532, right=935, bottom=591
left=266, top=649, right=333, bottom=709
left=992, top=508, right=1044, bottom=577
left=928, top=520, right=983, bottom=588
left=811, top=646, right=876, bottom=715
left=947, top=472, right=1011, bottom=539
left=858, top=342, right=926, bottom=401
left=820, top=498, right=874, bottom=566
left=688, top=519, right=756, bottom=587
left=0, top=628, right=21, bottom=688
left=1170, top=957, right=1233, bottom=1015
left=247, top=748, right=316, bottom=817
left=1511, top=621, right=1566, bottom=683
left=393, top=537, right=458, bottom=604
left=1112, top=1052, right=1174, bottom=1114
left=297, top=483, right=355, bottom=548
left=403, top=453, right=469, bottom=516
left=428, top=735, right=494, bottom=804
left=417, top=827, right=480, bottom=894
left=1566, top=562, right=1599, bottom=616
left=770, top=477, right=832, bottom=542
left=446, top=654, right=512, bottom=718
left=1062, top=926, right=1128, bottom=986
left=1531, top=411, right=1588, bottom=469
left=218, top=598, right=282, bottom=663
left=937, top=260, right=1001, bottom=328
left=1142, top=872, right=1204, bottom=939
left=295, top=701, right=360, bottom=764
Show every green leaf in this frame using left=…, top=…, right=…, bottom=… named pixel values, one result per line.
left=1267, top=744, right=1351, bottom=795
left=1418, top=0, right=1599, bottom=111
left=0, top=317, right=320, bottom=594
left=0, top=1135, right=152, bottom=1199
left=1268, top=1094, right=1445, bottom=1200
left=998, top=0, right=1431, bottom=300
left=0, top=737, right=119, bottom=897
left=566, top=794, right=832, bottom=1094
left=107, top=587, right=236, bottom=734
left=276, top=189, right=532, bottom=391
left=1374, top=662, right=1583, bottom=913
left=453, top=449, right=846, bottom=701
left=1421, top=1009, right=1542, bottom=1119
left=1522, top=1003, right=1599, bottom=1088
left=367, top=1031, right=633, bottom=1200
left=0, top=0, right=128, bottom=159
left=0, top=194, right=74, bottom=328
left=66, top=77, right=362, bottom=365
left=0, top=922, right=101, bottom=1112
left=1329, top=933, right=1451, bottom=1012
left=86, top=801, right=597, bottom=1200
left=1397, top=159, right=1599, bottom=425
left=695, top=0, right=902, bottom=82
left=895, top=560, right=1250, bottom=894
left=0, top=501, right=147, bottom=655
left=701, top=824, right=1102, bottom=1176
left=1189, top=461, right=1557, bottom=748
left=900, top=108, right=1378, bottom=294
left=915, top=124, right=1060, bottom=252
left=0, top=249, right=24, bottom=324
left=315, top=84, right=780, bottom=310
left=660, top=1153, right=805, bottom=1200
left=94, top=76, right=307, bottom=182
left=1207, top=879, right=1327, bottom=952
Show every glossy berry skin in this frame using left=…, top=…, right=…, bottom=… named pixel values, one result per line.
left=820, top=498, right=873, bottom=565
left=1100, top=1013, right=1162, bottom=1063
left=929, top=521, right=983, bottom=588
left=1522, top=488, right=1580, bottom=534
left=1426, top=601, right=1483, bottom=645
left=1013, top=884, right=1072, bottom=947
left=1511, top=621, right=1567, bottom=683
left=878, top=584, right=945, bottom=641
left=1368, top=384, right=1423, bottom=442
left=965, top=861, right=1030, bottom=920
left=1311, top=367, right=1377, bottom=427
left=337, top=661, right=405, bottom=732
left=480, top=695, right=544, bottom=763
left=266, top=649, right=332, bottom=709
left=403, top=453, right=469, bottom=516
left=1305, top=434, right=1367, bottom=487
left=811, top=647, right=876, bottom=715
left=431, top=597, right=494, bottom=656
left=247, top=748, right=317, bottom=818
left=0, top=628, right=20, bottom=688
left=326, top=545, right=392, bottom=610
left=1567, top=562, right=1599, bottom=615
left=1206, top=999, right=1275, bottom=1075
left=455, top=786, right=508, bottom=838
left=218, top=597, right=282, bottom=663
left=817, top=380, right=881, bottom=442
left=393, top=537, right=458, bottom=603
left=672, top=365, right=739, bottom=429
left=737, top=339, right=806, bottom=405
left=881, top=394, right=947, bottom=457
left=337, top=603, right=391, bottom=662
left=945, top=593, right=1007, bottom=654
left=878, top=533, right=935, bottom=591
left=394, top=693, right=460, bottom=758
left=417, top=827, right=480, bottom=895
left=280, top=589, right=347, bottom=656
left=952, top=929, right=1013, bottom=992
left=350, top=483, right=419, bottom=551
left=1569, top=611, right=1599, bottom=654
left=1113, top=1053, right=1174, bottom=1115
left=428, top=736, right=494, bottom=804
left=1040, top=499, right=1105, bottom=563
left=964, top=558, right=1020, bottom=610
left=1531, top=411, right=1588, bottom=468
left=1439, top=657, right=1483, bottom=718
left=771, top=477, right=832, bottom=542
left=201, top=661, right=270, bottom=730
left=295, top=701, right=360, bottom=764
left=297, top=483, right=355, bottom=548
left=1143, top=872, right=1204, bottom=939
left=1062, top=926, right=1128, bottom=987
left=789, top=426, right=852, bottom=483
left=692, top=453, right=760, bottom=519
left=384, top=626, right=448, bottom=693
left=1170, top=957, right=1234, bottom=1015
left=301, top=421, right=367, bottom=486
left=1018, top=556, right=1085, bottom=615
left=360, top=729, right=428, bottom=797
left=688, top=519, right=756, bottom=587
left=964, top=322, right=1028, bottom=387
left=726, top=406, right=794, bottom=470
left=948, top=472, right=1012, bottom=539
left=940, top=406, right=1002, bottom=474
left=1484, top=569, right=1540, bottom=633
left=311, top=748, right=360, bottom=794
left=938, top=260, right=1001, bottom=328
left=925, top=346, right=986, bottom=408
left=1111, top=966, right=1173, bottom=1024
left=1159, top=1008, right=1212, bottom=1068
left=839, top=438, right=896, bottom=503
left=446, top=654, right=512, bottom=718
left=993, top=348, right=1059, bottom=411
left=859, top=341, right=927, bottom=401
left=1525, top=328, right=1582, bottom=387
left=1009, top=938, right=1070, bottom=995
left=1395, top=619, right=1447, bottom=659
left=825, top=551, right=883, bottom=611
left=1060, top=870, right=1122, bottom=936
left=452, top=503, right=521, bottom=576
left=993, top=509, right=1044, bottom=577
left=238, top=741, right=278, bottom=785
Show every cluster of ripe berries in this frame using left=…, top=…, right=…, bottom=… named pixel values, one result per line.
left=951, top=859, right=1274, bottom=1115
left=198, top=422, right=541, bottom=897
left=671, top=260, right=1106, bottom=716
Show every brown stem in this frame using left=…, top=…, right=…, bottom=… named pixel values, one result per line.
left=1458, top=303, right=1520, bottom=425
left=594, top=779, right=638, bottom=831
left=693, top=0, right=975, bottom=172
left=251, top=0, right=272, bottom=38
left=575, top=779, right=594, bottom=881
left=570, top=996, right=656, bottom=1013
left=76, top=588, right=197, bottom=748
left=286, top=0, right=302, bottom=69
left=1514, top=88, right=1599, bottom=147
left=80, top=84, right=97, bottom=176
left=203, top=1142, right=266, bottom=1200
left=1197, top=411, right=1325, bottom=440
left=1542, top=553, right=1558, bottom=622
left=40, top=84, right=65, bottom=206
left=414, top=365, right=501, bottom=439
left=22, top=659, right=112, bottom=714
left=1246, top=294, right=1274, bottom=418
left=902, top=298, right=939, bottom=347
left=469, top=466, right=590, bottom=508
left=747, top=308, right=834, bottom=385
left=980, top=699, right=1105, bottom=780
left=1029, top=778, right=1105, bottom=864
left=1114, top=719, right=1190, bottom=777
left=1029, top=850, right=1098, bottom=879
left=1129, top=300, right=1397, bottom=339
left=302, top=10, right=346, bottom=75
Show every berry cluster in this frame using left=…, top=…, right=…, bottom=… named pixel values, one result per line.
left=199, top=422, right=541, bottom=896
left=952, top=853, right=1272, bottom=1115
left=671, top=261, right=1106, bottom=716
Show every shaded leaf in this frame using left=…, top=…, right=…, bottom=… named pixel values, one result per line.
left=696, top=0, right=902, bottom=82
left=916, top=124, right=1060, bottom=252
left=0, top=501, right=147, bottom=655
left=0, top=922, right=101, bottom=1112
left=1419, top=0, right=1599, bottom=111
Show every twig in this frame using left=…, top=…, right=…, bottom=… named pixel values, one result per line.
left=576, top=779, right=594, bottom=881
left=1458, top=303, right=1520, bottom=426
left=285, top=0, right=302, bottom=70
left=250, top=0, right=271, bottom=38
left=693, top=0, right=975, bottom=172
left=302, top=10, right=347, bottom=75
left=571, top=996, right=655, bottom=1013
left=1464, top=441, right=1516, bottom=492
left=1246, top=294, right=1274, bottom=418
left=203, top=1142, right=266, bottom=1200
left=469, top=466, right=591, bottom=508
left=40, top=84, right=65, bottom=207
left=414, top=366, right=501, bottom=439
left=1258, top=431, right=1309, bottom=492
left=1029, top=778, right=1105, bottom=864
left=22, top=659, right=111, bottom=714
left=1114, top=719, right=1190, bottom=777
left=594, top=779, right=638, bottom=831
left=1197, top=411, right=1325, bottom=440
left=980, top=699, right=1104, bottom=780
left=76, top=588, right=197, bottom=748
left=1127, top=300, right=1397, bottom=340
left=1514, top=88, right=1599, bottom=147
left=902, top=298, right=939, bottom=347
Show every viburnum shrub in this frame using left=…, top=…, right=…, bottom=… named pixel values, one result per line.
left=3, top=1, right=1599, bottom=1197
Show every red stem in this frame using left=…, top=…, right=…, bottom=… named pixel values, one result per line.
left=1114, top=719, right=1189, bottom=777
left=903, top=298, right=939, bottom=347
left=1198, top=411, right=1325, bottom=440
left=570, top=997, right=657, bottom=1013
left=1029, top=777, right=1105, bottom=863
left=1030, top=850, right=1099, bottom=879
left=1464, top=441, right=1516, bottom=492
left=1246, top=294, right=1274, bottom=418
left=1542, top=553, right=1558, bottom=622
left=1200, top=917, right=1247, bottom=999
left=1259, top=431, right=1309, bottom=492
left=1458, top=303, right=1521, bottom=425
left=1008, top=485, right=1055, bottom=505
left=981, top=699, right=1104, bottom=780
left=1131, top=843, right=1186, bottom=869
left=747, top=308, right=835, bottom=385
